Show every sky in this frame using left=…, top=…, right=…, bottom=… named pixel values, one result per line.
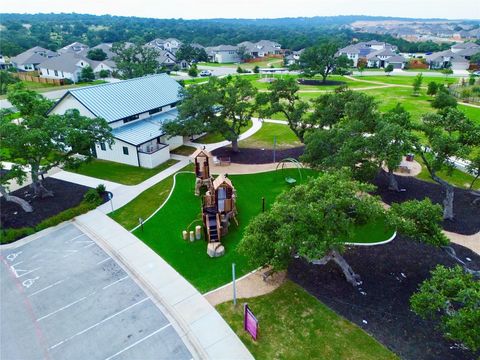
left=1, top=0, right=479, bottom=20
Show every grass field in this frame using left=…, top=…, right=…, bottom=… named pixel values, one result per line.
left=352, top=75, right=457, bottom=87
left=239, top=122, right=301, bottom=149
left=171, top=145, right=197, bottom=156
left=132, top=170, right=393, bottom=293
left=198, top=57, right=284, bottom=69
left=194, top=120, right=253, bottom=144
left=217, top=281, right=398, bottom=360
left=67, top=158, right=178, bottom=185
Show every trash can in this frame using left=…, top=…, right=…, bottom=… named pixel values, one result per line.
left=406, top=154, right=414, bottom=162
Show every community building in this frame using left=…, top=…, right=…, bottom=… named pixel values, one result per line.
left=48, top=74, right=184, bottom=168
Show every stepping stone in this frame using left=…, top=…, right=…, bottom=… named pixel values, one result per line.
left=207, top=242, right=225, bottom=257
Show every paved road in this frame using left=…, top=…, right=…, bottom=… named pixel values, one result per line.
left=0, top=224, right=193, bottom=360
left=352, top=70, right=468, bottom=77
left=196, top=65, right=238, bottom=76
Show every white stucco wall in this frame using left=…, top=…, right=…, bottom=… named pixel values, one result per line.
left=138, top=146, right=170, bottom=168
left=96, top=139, right=139, bottom=167
left=214, top=52, right=240, bottom=63
left=39, top=68, right=79, bottom=82
left=161, top=135, right=183, bottom=150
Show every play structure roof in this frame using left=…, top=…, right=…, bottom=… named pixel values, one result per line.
left=191, top=148, right=212, bottom=159
left=213, top=174, right=233, bottom=189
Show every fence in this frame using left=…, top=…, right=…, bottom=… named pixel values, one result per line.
left=448, top=84, right=480, bottom=105
left=13, top=72, right=65, bottom=86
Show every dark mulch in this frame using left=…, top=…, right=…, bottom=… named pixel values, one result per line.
left=373, top=171, right=480, bottom=235
left=1, top=178, right=97, bottom=230
left=297, top=78, right=346, bottom=87
left=289, top=235, right=480, bottom=360
left=211, top=146, right=305, bottom=164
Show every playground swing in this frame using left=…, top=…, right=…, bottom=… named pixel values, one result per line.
left=275, top=158, right=303, bottom=185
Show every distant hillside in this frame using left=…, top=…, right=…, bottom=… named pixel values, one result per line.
left=0, top=13, right=456, bottom=57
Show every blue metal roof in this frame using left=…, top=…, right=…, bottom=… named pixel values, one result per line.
left=67, top=74, right=183, bottom=123
left=112, top=109, right=178, bottom=146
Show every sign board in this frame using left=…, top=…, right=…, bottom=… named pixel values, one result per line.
left=243, top=304, right=258, bottom=340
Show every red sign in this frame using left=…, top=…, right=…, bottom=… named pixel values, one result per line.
left=244, top=304, right=258, bottom=340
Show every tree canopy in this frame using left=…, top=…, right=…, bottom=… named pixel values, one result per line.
left=164, top=76, right=257, bottom=152
left=239, top=171, right=447, bottom=286
left=87, top=48, right=107, bottom=61
left=112, top=42, right=160, bottom=79
left=0, top=85, right=113, bottom=199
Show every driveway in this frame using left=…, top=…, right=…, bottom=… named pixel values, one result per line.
left=0, top=223, right=193, bottom=360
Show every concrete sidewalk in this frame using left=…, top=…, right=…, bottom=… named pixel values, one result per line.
left=75, top=210, right=253, bottom=359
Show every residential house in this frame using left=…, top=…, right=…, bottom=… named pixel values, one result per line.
left=0, top=54, right=11, bottom=70
left=205, top=45, right=240, bottom=63
left=284, top=49, right=304, bottom=66
left=156, top=49, right=178, bottom=68
left=10, top=46, right=58, bottom=71
left=58, top=42, right=90, bottom=54
left=145, top=38, right=182, bottom=53
left=237, top=40, right=282, bottom=58
left=48, top=74, right=184, bottom=168
left=336, top=41, right=405, bottom=68
left=426, top=43, right=480, bottom=70
left=38, top=53, right=116, bottom=82
left=80, top=43, right=117, bottom=60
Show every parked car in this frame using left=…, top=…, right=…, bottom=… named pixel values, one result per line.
left=473, top=70, right=480, bottom=76
left=199, top=70, right=212, bottom=77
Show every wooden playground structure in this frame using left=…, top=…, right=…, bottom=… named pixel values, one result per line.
left=192, top=148, right=238, bottom=257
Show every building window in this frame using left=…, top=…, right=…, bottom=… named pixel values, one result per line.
left=100, top=142, right=106, bottom=151
left=123, top=147, right=129, bottom=155
left=149, top=107, right=161, bottom=115
left=54, top=70, right=58, bottom=76
left=46, top=69, right=50, bottom=75
left=123, top=114, right=139, bottom=123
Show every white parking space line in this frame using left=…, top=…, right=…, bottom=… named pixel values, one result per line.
left=28, top=279, right=65, bottom=297
left=49, top=297, right=149, bottom=350
left=102, top=276, right=129, bottom=290
left=96, top=258, right=111, bottom=265
left=66, top=234, right=88, bottom=243
left=104, top=324, right=172, bottom=360
left=37, top=295, right=89, bottom=322
left=10, top=266, right=41, bottom=278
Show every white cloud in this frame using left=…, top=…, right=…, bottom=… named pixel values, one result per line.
left=1, top=0, right=478, bottom=20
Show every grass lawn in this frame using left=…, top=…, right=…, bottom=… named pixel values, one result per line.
left=181, top=77, right=210, bottom=85
left=67, top=158, right=178, bottom=185
left=132, top=169, right=394, bottom=293
left=240, top=122, right=302, bottom=149
left=415, top=157, right=479, bottom=190
left=171, top=145, right=197, bottom=156
left=352, top=75, right=457, bottom=87
left=194, top=120, right=253, bottom=144
left=216, top=281, right=398, bottom=360
left=198, top=57, right=284, bottom=69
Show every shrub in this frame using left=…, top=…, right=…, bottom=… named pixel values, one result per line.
left=432, top=91, right=457, bottom=109
left=96, top=184, right=106, bottom=195
left=237, top=66, right=244, bottom=73
left=83, top=188, right=102, bottom=204
left=253, top=65, right=260, bottom=74
left=426, top=81, right=438, bottom=96
left=98, top=69, right=110, bottom=78
left=188, top=66, right=198, bottom=77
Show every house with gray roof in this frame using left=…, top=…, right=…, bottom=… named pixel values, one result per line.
left=38, top=53, right=116, bottom=82
left=58, top=42, right=90, bottom=54
left=48, top=74, right=184, bottom=168
left=336, top=41, right=403, bottom=68
left=237, top=40, right=282, bottom=58
left=427, top=43, right=480, bottom=70
left=205, top=45, right=240, bottom=63
left=11, top=46, right=58, bottom=71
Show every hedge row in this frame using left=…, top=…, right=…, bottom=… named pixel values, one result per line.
left=0, top=192, right=103, bottom=244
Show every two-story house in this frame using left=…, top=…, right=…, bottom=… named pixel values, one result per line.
left=10, top=46, right=58, bottom=71
left=48, top=74, right=185, bottom=168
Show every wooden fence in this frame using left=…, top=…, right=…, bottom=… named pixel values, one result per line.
left=13, top=72, right=65, bottom=86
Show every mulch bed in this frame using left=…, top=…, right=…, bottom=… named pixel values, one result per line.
left=1, top=178, right=97, bottom=230
left=288, top=235, right=480, bottom=360
left=211, top=146, right=305, bottom=164
left=373, top=171, right=480, bottom=235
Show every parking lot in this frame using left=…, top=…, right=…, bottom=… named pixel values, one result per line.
left=0, top=223, right=193, bottom=360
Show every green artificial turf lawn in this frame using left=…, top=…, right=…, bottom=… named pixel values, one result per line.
left=216, top=281, right=398, bottom=360
left=239, top=122, right=302, bottom=149
left=132, top=169, right=394, bottom=293
left=67, top=158, right=178, bottom=185
left=194, top=120, right=253, bottom=144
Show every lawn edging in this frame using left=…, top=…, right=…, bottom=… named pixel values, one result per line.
left=129, top=171, right=194, bottom=232
left=345, top=230, right=397, bottom=246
